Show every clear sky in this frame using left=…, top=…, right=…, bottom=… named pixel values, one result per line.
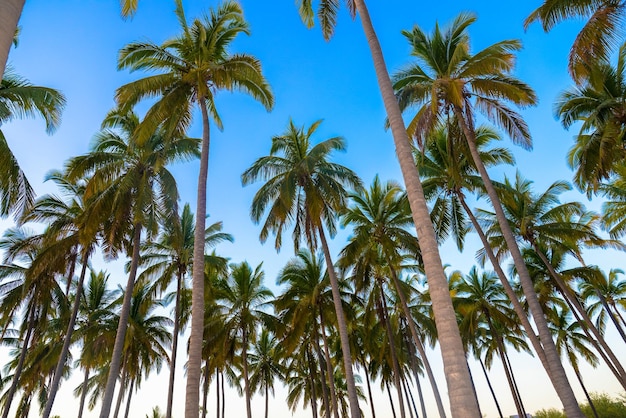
left=1, top=1, right=624, bottom=417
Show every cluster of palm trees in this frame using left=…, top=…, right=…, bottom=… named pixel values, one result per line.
left=1, top=0, right=626, bottom=418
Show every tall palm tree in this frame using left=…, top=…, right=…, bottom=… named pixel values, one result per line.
left=242, top=119, right=363, bottom=418
left=248, top=329, right=285, bottom=418
left=339, top=175, right=447, bottom=418
left=115, top=4, right=273, bottom=415
left=525, top=0, right=626, bottom=83
left=218, top=261, right=273, bottom=418
left=65, top=109, right=198, bottom=418
left=0, top=69, right=65, bottom=218
left=392, top=14, right=584, bottom=417
left=139, top=203, right=233, bottom=418
left=295, top=2, right=480, bottom=414
left=579, top=268, right=626, bottom=341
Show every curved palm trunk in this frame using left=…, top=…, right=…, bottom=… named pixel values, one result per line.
left=99, top=224, right=142, bottom=418
left=319, top=310, right=341, bottom=418
left=1, top=303, right=36, bottom=418
left=387, top=263, right=446, bottom=418
left=379, top=286, right=406, bottom=418
left=166, top=270, right=184, bottom=418
left=317, top=225, right=361, bottom=418
left=612, top=302, right=626, bottom=328
left=453, top=109, right=584, bottom=418
left=533, top=248, right=626, bottom=387
left=185, top=97, right=211, bottom=418
left=353, top=3, right=479, bottom=416
left=242, top=328, right=253, bottom=418
left=599, top=295, right=626, bottom=343
left=572, top=363, right=599, bottom=418
left=479, top=358, right=503, bottom=418
left=363, top=364, right=376, bottom=418
left=0, top=0, right=23, bottom=82
left=77, top=367, right=90, bottom=418
left=43, top=250, right=91, bottom=418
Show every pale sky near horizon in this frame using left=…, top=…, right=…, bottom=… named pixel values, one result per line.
left=1, top=1, right=624, bottom=417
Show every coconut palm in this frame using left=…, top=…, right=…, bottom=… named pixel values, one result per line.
left=296, top=1, right=480, bottom=414
left=115, top=4, right=273, bottom=414
left=139, top=203, right=232, bottom=418
left=525, top=0, right=626, bottom=82
left=392, top=14, right=584, bottom=417
left=242, top=119, right=364, bottom=418
left=555, top=43, right=626, bottom=192
left=600, top=163, right=626, bottom=238
left=65, top=108, right=198, bottom=418
left=248, top=329, right=285, bottom=418
left=0, top=69, right=65, bottom=218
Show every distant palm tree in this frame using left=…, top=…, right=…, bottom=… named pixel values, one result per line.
left=115, top=4, right=273, bottom=414
left=0, top=70, right=65, bottom=218
left=242, top=119, right=363, bottom=418
left=248, top=329, right=285, bottom=418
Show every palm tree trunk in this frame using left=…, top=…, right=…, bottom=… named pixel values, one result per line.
left=386, top=380, right=398, bottom=418
left=404, top=332, right=427, bottom=418
left=402, top=375, right=417, bottom=418
left=479, top=358, right=503, bottom=418
left=352, top=3, right=480, bottom=416
left=43, top=250, right=91, bottom=418
left=123, top=378, right=135, bottom=418
left=317, top=225, right=361, bottom=418
left=113, top=367, right=127, bottom=418
left=612, top=302, right=626, bottom=328
left=379, top=286, right=406, bottom=418
left=0, top=0, right=23, bottom=82
left=215, top=368, right=220, bottom=418
left=453, top=108, right=584, bottom=418
left=572, top=364, right=599, bottom=418
left=1, top=302, right=36, bottom=418
left=202, top=361, right=210, bottom=418
left=221, top=369, right=225, bottom=418
left=319, top=309, right=341, bottom=418
left=242, top=327, right=253, bottom=418
left=186, top=95, right=211, bottom=418
left=313, top=330, right=332, bottom=418
left=77, top=367, right=90, bottom=418
left=363, top=364, right=376, bottom=418
left=602, top=297, right=626, bottom=343
left=503, top=350, right=527, bottom=418
left=387, top=263, right=446, bottom=418
left=533, top=247, right=626, bottom=387
left=308, top=350, right=319, bottom=418
left=466, top=360, right=484, bottom=418
left=167, top=270, right=184, bottom=418
left=99, top=223, right=142, bottom=418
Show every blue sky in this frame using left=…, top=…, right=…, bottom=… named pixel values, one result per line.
left=1, top=1, right=624, bottom=417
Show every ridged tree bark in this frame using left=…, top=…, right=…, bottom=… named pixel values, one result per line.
left=352, top=2, right=480, bottom=415
left=453, top=108, right=584, bottom=418
left=0, top=0, right=23, bottom=82
left=185, top=98, right=211, bottom=417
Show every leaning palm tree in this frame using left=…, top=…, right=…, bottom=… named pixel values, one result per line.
left=296, top=1, right=480, bottom=414
left=0, top=69, right=65, bottom=218
left=392, top=14, right=583, bottom=417
left=525, top=0, right=626, bottom=83
left=115, top=4, right=273, bottom=415
left=242, top=119, right=363, bottom=418
left=65, top=109, right=198, bottom=418
left=578, top=268, right=626, bottom=341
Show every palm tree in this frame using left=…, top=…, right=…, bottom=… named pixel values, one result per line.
left=555, top=43, right=626, bottom=192
left=218, top=261, right=273, bottom=418
left=525, top=0, right=626, bottom=83
left=65, top=109, right=198, bottom=418
left=242, top=119, right=363, bottom=418
left=295, top=2, right=480, bottom=414
left=248, top=329, right=285, bottom=418
left=392, top=14, right=584, bottom=417
left=339, top=175, right=447, bottom=418
left=139, top=203, right=233, bottom=418
left=0, top=69, right=65, bottom=218
left=0, top=0, right=24, bottom=83
left=115, top=4, right=273, bottom=415
left=578, top=267, right=626, bottom=342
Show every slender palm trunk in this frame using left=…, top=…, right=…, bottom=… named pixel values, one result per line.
left=308, top=350, right=319, bottom=418
left=166, top=270, right=184, bottom=418
left=387, top=263, right=446, bottom=418
left=123, top=378, right=135, bottom=418
left=533, top=248, right=626, bottom=387
left=317, top=225, right=361, bottom=418
left=402, top=376, right=417, bottom=418
left=77, top=367, right=90, bottom=418
left=601, top=296, right=626, bottom=343
left=386, top=381, right=398, bottom=418
left=202, top=361, right=210, bottom=418
left=453, top=109, right=584, bottom=418
left=404, top=332, right=427, bottom=418
left=503, top=350, right=527, bottom=418
left=379, top=286, right=406, bottom=418
left=319, top=310, right=341, bottom=418
left=314, top=330, right=332, bottom=418
left=185, top=96, right=211, bottom=418
left=479, top=358, right=503, bottom=418
left=221, top=369, right=225, bottom=418
left=43, top=250, right=91, bottom=418
left=363, top=364, right=376, bottom=418
left=353, top=3, right=479, bottom=416
left=113, top=367, right=126, bottom=418
left=0, top=0, right=23, bottom=83
left=612, top=302, right=626, bottom=328
left=264, top=383, right=269, bottom=418
left=1, top=303, right=36, bottom=418
left=242, top=327, right=253, bottom=418
left=99, top=223, right=142, bottom=418
left=572, top=364, right=599, bottom=418
left=215, top=368, right=220, bottom=418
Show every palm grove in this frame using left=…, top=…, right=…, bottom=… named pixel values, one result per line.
left=0, top=1, right=625, bottom=418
